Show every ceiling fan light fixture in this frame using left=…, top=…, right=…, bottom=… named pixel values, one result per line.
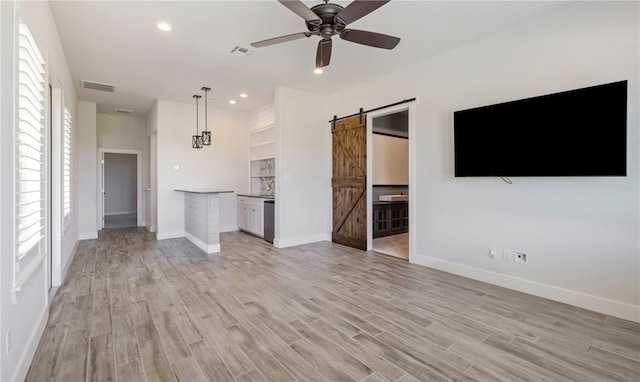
left=314, top=68, right=323, bottom=74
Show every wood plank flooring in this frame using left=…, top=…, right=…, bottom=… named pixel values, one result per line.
left=27, top=228, right=640, bottom=381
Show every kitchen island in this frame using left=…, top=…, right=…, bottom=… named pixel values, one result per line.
left=174, top=189, right=234, bottom=253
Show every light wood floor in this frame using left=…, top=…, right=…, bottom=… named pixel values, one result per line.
left=373, top=233, right=409, bottom=260
left=27, top=228, right=639, bottom=382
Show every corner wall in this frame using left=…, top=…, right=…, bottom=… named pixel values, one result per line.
left=274, top=87, right=331, bottom=247
left=77, top=101, right=98, bottom=239
left=327, top=2, right=639, bottom=321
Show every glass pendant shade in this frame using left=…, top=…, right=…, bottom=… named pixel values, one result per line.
left=193, top=94, right=202, bottom=149
left=192, top=134, right=203, bottom=148
left=201, top=130, right=211, bottom=145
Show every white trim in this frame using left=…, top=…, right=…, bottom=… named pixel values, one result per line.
left=184, top=232, right=220, bottom=254
left=147, top=225, right=157, bottom=233
left=413, top=253, right=640, bottom=323
left=97, top=148, right=143, bottom=229
left=156, top=231, right=184, bottom=240
left=365, top=99, right=418, bottom=264
left=79, top=231, right=98, bottom=240
left=50, top=87, right=63, bottom=288
left=274, top=234, right=331, bottom=249
left=10, top=305, right=48, bottom=382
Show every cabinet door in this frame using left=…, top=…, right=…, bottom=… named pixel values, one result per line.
left=255, top=206, right=264, bottom=237
left=248, top=206, right=259, bottom=234
left=237, top=204, right=247, bottom=230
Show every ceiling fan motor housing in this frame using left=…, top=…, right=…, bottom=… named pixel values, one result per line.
left=306, top=3, right=346, bottom=36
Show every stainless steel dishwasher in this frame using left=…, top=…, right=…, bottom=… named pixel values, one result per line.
left=263, top=199, right=275, bottom=243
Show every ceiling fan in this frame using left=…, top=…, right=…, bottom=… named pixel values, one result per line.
left=251, top=0, right=400, bottom=68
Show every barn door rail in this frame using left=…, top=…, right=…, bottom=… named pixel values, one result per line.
left=328, top=97, right=417, bottom=124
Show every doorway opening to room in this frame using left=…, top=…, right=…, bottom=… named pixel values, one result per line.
left=99, top=150, right=142, bottom=229
left=369, top=109, right=411, bottom=260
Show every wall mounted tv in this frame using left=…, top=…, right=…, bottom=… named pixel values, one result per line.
left=454, top=80, right=627, bottom=177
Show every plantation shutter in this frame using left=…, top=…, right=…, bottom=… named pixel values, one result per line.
left=63, top=105, right=72, bottom=227
left=16, top=20, right=46, bottom=271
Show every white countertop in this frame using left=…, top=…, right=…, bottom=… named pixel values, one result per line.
left=174, top=189, right=234, bottom=194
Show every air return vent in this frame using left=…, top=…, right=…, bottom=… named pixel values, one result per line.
left=80, top=80, right=116, bottom=92
left=115, top=108, right=133, bottom=114
left=230, top=45, right=254, bottom=56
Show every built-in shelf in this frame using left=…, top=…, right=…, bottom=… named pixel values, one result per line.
left=250, top=140, right=275, bottom=148
left=250, top=123, right=275, bottom=195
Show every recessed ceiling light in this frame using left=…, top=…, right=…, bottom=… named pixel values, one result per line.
left=314, top=68, right=323, bottom=74
left=229, top=100, right=236, bottom=104
left=157, top=22, right=172, bottom=32
left=239, top=93, right=248, bottom=98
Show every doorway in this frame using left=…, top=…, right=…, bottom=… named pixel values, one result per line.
left=99, top=150, right=143, bottom=229
left=366, top=103, right=415, bottom=261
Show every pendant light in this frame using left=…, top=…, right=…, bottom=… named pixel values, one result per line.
left=201, top=86, right=212, bottom=145
left=192, top=94, right=203, bottom=149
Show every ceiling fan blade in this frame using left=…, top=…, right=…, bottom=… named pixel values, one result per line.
left=335, top=0, right=390, bottom=25
left=251, top=32, right=310, bottom=48
left=278, top=0, right=321, bottom=24
left=340, top=29, right=400, bottom=49
left=316, top=39, right=332, bottom=68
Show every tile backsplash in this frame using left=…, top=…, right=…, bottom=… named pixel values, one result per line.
left=251, top=157, right=275, bottom=196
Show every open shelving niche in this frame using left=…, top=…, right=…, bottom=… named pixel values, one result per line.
left=250, top=124, right=275, bottom=195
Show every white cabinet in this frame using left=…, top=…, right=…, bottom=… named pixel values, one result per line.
left=238, top=196, right=266, bottom=238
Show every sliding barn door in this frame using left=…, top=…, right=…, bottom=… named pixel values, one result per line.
left=332, top=115, right=367, bottom=250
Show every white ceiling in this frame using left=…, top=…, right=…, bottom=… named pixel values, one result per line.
left=49, top=0, right=569, bottom=117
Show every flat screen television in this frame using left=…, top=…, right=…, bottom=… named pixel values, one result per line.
left=454, top=80, right=627, bottom=177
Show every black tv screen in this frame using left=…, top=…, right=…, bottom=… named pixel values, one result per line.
left=454, top=80, right=627, bottom=177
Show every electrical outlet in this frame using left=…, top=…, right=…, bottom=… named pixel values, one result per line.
left=6, top=332, right=11, bottom=354
left=503, top=249, right=513, bottom=261
left=515, top=251, right=527, bottom=264
left=489, top=247, right=496, bottom=259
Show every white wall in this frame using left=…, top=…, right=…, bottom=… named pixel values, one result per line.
left=104, top=153, right=137, bottom=214
left=77, top=101, right=98, bottom=239
left=1, top=1, right=79, bottom=380
left=97, top=113, right=148, bottom=224
left=372, top=134, right=409, bottom=185
left=275, top=87, right=331, bottom=247
left=327, top=2, right=639, bottom=321
left=156, top=100, right=249, bottom=238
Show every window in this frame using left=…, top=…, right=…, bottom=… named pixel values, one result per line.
left=63, top=105, right=72, bottom=228
left=17, top=20, right=46, bottom=262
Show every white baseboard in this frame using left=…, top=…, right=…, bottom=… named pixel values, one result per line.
left=274, top=234, right=331, bottom=249
left=11, top=305, right=48, bottom=382
left=156, top=231, right=184, bottom=240
left=219, top=224, right=239, bottom=233
left=413, top=253, right=640, bottom=323
left=146, top=225, right=157, bottom=233
left=104, top=211, right=136, bottom=216
left=79, top=231, right=98, bottom=240
left=184, top=232, right=221, bottom=254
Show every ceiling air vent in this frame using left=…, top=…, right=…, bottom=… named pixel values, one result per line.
left=115, top=108, right=133, bottom=114
left=230, top=45, right=255, bottom=56
left=80, top=80, right=116, bottom=93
